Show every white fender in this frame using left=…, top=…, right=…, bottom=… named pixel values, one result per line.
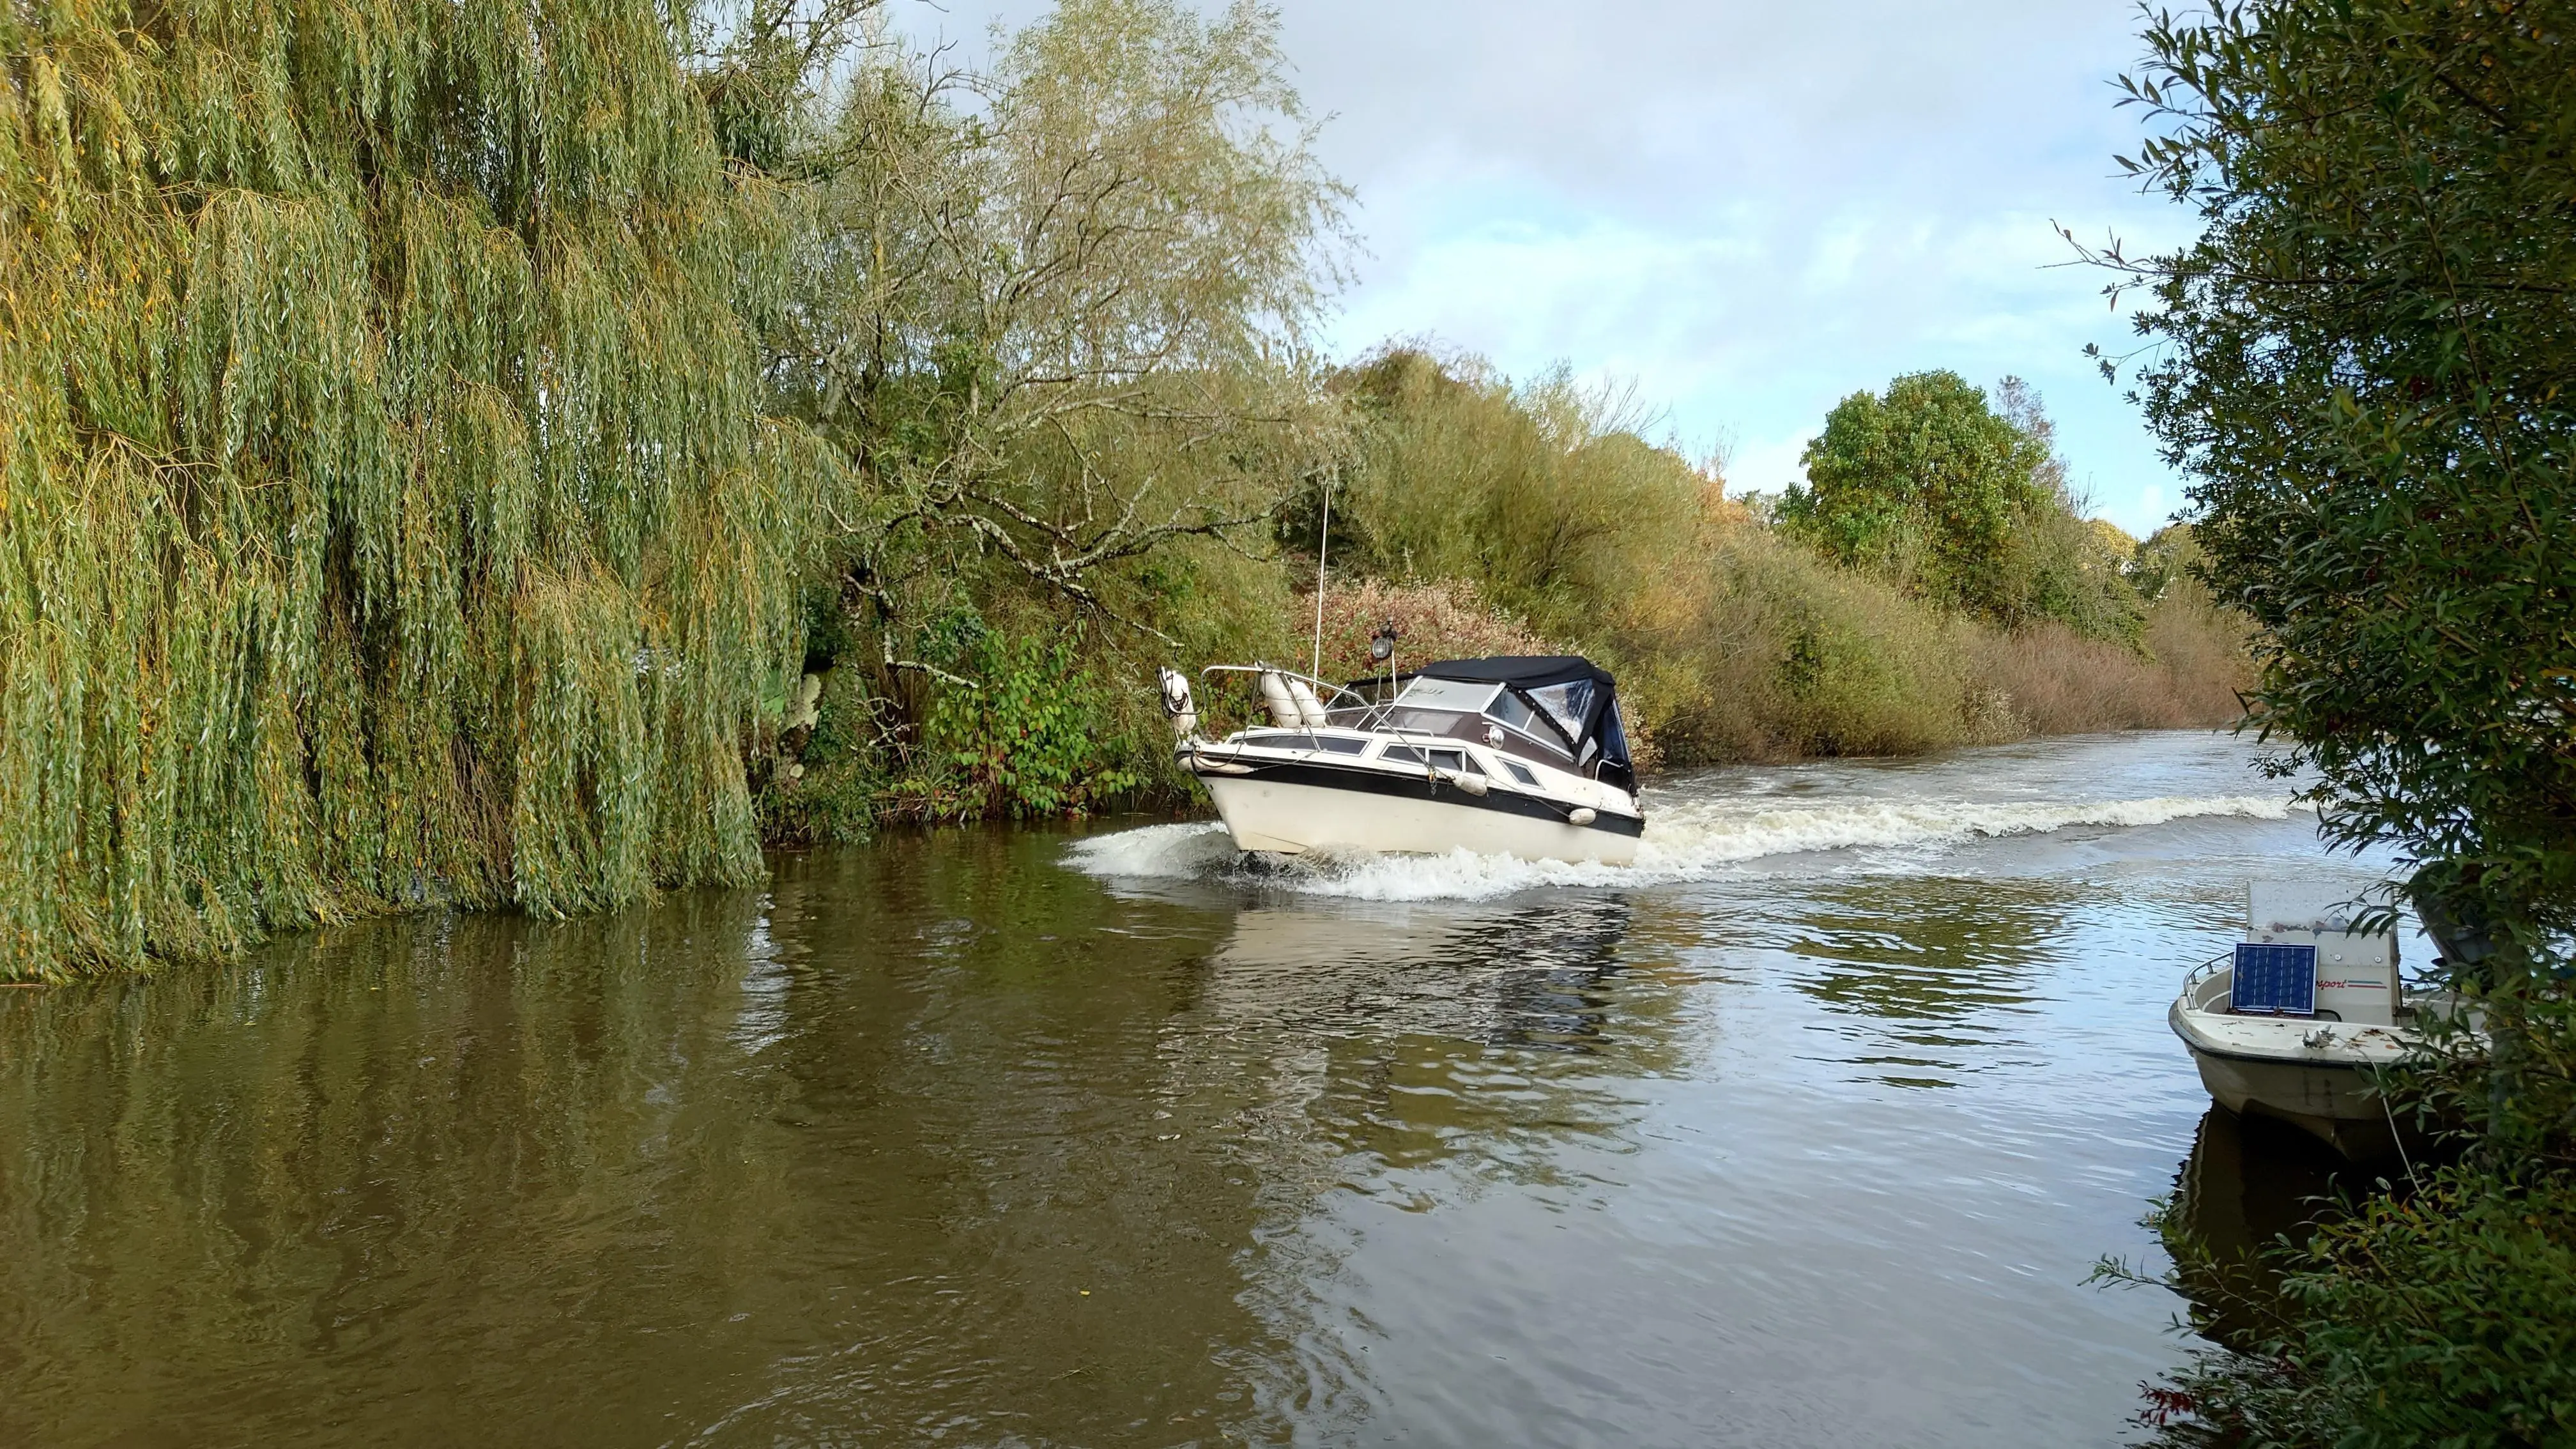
left=1285, top=678, right=1331, bottom=728
left=1255, top=670, right=1301, bottom=728
left=1158, top=668, right=1198, bottom=740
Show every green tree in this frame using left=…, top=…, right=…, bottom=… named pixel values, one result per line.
left=765, top=0, right=1349, bottom=661
left=2093, top=4, right=2576, bottom=1443
left=1781, top=371, right=2057, bottom=623
left=743, top=0, right=1351, bottom=822
left=2096, top=0, right=2575, bottom=993
left=0, top=0, right=856, bottom=976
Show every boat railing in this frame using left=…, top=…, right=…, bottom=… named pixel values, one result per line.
left=2182, top=948, right=2234, bottom=1009
left=1199, top=663, right=1402, bottom=732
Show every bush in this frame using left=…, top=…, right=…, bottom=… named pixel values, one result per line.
left=1332, top=348, right=1711, bottom=644
left=758, top=666, right=887, bottom=846
left=1303, top=576, right=1554, bottom=682
left=1702, top=526, right=1970, bottom=759
left=2140, top=1170, right=2576, bottom=1449
left=1963, top=601, right=2249, bottom=737
left=894, top=632, right=1143, bottom=822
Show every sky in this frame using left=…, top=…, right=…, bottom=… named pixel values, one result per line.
left=901, top=0, right=2203, bottom=538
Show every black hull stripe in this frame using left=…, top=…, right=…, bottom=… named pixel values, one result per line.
left=1195, top=758, right=1646, bottom=838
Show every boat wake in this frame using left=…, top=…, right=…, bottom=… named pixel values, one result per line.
left=1062, top=792, right=2304, bottom=901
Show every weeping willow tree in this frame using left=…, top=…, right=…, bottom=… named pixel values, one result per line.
left=0, top=0, right=852, bottom=978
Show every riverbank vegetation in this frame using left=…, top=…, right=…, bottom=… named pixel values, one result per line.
left=1293, top=351, right=2244, bottom=765
left=2087, top=2, right=2576, bottom=1443
left=0, top=0, right=2246, bottom=979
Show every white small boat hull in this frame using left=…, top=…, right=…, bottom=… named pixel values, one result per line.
left=2177, top=1029, right=2409, bottom=1160
left=1201, top=772, right=1641, bottom=866
left=2169, top=964, right=2466, bottom=1161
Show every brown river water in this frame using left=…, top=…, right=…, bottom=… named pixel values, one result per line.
left=0, top=732, right=2401, bottom=1446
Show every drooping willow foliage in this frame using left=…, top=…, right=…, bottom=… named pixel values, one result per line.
left=0, top=0, right=842, bottom=977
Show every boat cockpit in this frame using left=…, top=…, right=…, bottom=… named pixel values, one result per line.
left=1304, top=656, right=1637, bottom=795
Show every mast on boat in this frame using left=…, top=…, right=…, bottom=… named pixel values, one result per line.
left=1310, top=471, right=1331, bottom=680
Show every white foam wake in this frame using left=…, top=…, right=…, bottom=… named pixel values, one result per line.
left=1062, top=792, right=2301, bottom=902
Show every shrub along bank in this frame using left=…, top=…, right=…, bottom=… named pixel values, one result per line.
left=2090, top=2, right=2576, bottom=1443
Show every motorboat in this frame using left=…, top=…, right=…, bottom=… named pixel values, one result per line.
left=1157, top=655, right=1645, bottom=865
left=2170, top=881, right=2481, bottom=1160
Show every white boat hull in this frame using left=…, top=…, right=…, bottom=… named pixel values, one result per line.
left=2169, top=965, right=2469, bottom=1161
left=2176, top=1029, right=2409, bottom=1161
left=1201, top=773, right=1641, bottom=866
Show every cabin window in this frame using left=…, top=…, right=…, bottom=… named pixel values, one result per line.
left=1484, top=688, right=1538, bottom=732
left=1379, top=744, right=1425, bottom=765
left=1385, top=707, right=1473, bottom=737
left=1502, top=761, right=1538, bottom=786
left=1426, top=748, right=1479, bottom=774
left=1482, top=689, right=1571, bottom=756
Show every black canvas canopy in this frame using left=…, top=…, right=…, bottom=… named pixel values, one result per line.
left=1416, top=656, right=1614, bottom=691
left=1413, top=655, right=1632, bottom=789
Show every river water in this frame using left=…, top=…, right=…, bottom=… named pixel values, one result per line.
left=0, top=731, right=2401, bottom=1447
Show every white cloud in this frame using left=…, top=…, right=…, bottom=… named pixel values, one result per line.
left=901, top=0, right=2204, bottom=538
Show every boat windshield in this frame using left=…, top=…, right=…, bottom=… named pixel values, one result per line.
left=1482, top=686, right=1539, bottom=734
left=1392, top=677, right=1501, bottom=713
left=1526, top=680, right=1594, bottom=742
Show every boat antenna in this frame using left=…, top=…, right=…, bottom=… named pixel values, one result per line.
left=1310, top=469, right=1332, bottom=680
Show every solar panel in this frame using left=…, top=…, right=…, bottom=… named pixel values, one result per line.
left=2232, top=943, right=2318, bottom=1016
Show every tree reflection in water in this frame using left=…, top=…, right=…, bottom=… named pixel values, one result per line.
left=1777, top=875, right=2074, bottom=1087
left=0, top=826, right=1692, bottom=1448
left=0, top=892, right=825, bottom=1445
left=2158, top=1106, right=2366, bottom=1354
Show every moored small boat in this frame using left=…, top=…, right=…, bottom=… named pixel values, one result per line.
left=2170, top=882, right=2481, bottom=1160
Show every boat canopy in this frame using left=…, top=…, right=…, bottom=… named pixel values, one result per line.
left=1409, top=655, right=1634, bottom=788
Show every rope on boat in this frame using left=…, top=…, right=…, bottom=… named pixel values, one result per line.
left=2380, top=1087, right=2422, bottom=1193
